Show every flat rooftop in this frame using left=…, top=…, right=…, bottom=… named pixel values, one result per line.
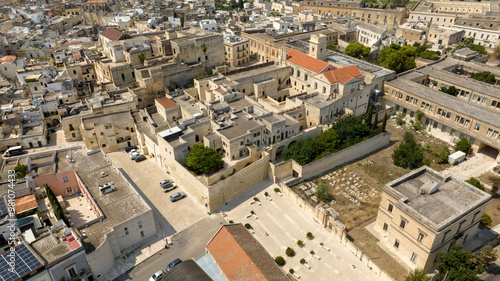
left=217, top=112, right=262, bottom=140
left=55, top=149, right=150, bottom=253
left=385, top=167, right=491, bottom=232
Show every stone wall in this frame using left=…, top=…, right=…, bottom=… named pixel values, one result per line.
left=299, top=132, right=391, bottom=180
left=208, top=152, right=271, bottom=211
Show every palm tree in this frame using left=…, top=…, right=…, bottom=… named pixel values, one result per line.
left=405, top=268, right=429, bottom=281
left=201, top=43, right=208, bottom=69
left=137, top=53, right=145, bottom=65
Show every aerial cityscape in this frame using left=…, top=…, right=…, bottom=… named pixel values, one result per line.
left=0, top=0, right=500, bottom=280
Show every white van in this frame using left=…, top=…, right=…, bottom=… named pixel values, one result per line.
left=3, top=146, right=24, bottom=157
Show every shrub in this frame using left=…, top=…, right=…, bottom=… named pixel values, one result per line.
left=392, top=132, right=424, bottom=169
left=253, top=197, right=260, bottom=202
left=422, top=158, right=431, bottom=166
left=275, top=256, right=285, bottom=266
left=315, top=183, right=333, bottom=202
left=396, top=111, right=405, bottom=126
left=274, top=188, right=280, bottom=193
left=285, top=247, right=295, bottom=257
left=455, top=138, right=472, bottom=154
left=14, top=163, right=28, bottom=179
left=482, top=213, right=492, bottom=226
left=289, top=268, right=294, bottom=274
left=228, top=220, right=234, bottom=224
left=306, top=232, right=313, bottom=240
left=300, top=258, right=306, bottom=264
left=297, top=240, right=303, bottom=247
left=320, top=242, right=324, bottom=246
left=466, top=177, right=484, bottom=191
left=437, top=146, right=450, bottom=164
left=264, top=192, right=269, bottom=197
left=310, top=250, right=315, bottom=255
left=250, top=210, right=255, bottom=215
left=244, top=223, right=252, bottom=229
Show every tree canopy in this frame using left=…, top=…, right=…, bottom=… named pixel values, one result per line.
left=378, top=44, right=419, bottom=73
left=392, top=131, right=424, bottom=169
left=14, top=163, right=28, bottom=179
left=185, top=143, right=224, bottom=175
left=439, top=85, right=459, bottom=97
left=472, top=71, right=497, bottom=85
left=283, top=115, right=379, bottom=165
left=435, top=245, right=485, bottom=281
left=404, top=268, right=429, bottom=281
left=419, top=50, right=440, bottom=60
left=327, top=44, right=339, bottom=52
left=468, top=44, right=486, bottom=55
left=455, top=138, right=472, bottom=154
left=345, top=42, right=371, bottom=59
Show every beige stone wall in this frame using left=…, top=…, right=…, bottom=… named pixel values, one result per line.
left=208, top=152, right=271, bottom=211
left=298, top=132, right=391, bottom=180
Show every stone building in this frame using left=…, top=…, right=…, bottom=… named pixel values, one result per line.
left=224, top=33, right=250, bottom=67
left=373, top=166, right=491, bottom=271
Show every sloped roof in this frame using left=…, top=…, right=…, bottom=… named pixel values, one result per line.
left=100, top=27, right=124, bottom=41
left=286, top=49, right=335, bottom=74
left=15, top=194, right=38, bottom=214
left=156, top=97, right=178, bottom=109
left=322, top=65, right=363, bottom=84
left=0, top=55, right=16, bottom=64
left=207, top=224, right=289, bottom=281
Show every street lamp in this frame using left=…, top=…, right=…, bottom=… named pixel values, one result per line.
left=429, top=269, right=439, bottom=281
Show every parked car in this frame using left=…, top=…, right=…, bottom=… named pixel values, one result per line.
left=149, top=269, right=164, bottom=281
left=162, top=183, right=177, bottom=192
left=166, top=258, right=182, bottom=272
left=130, top=152, right=141, bottom=160
left=160, top=180, right=173, bottom=187
left=169, top=192, right=186, bottom=202
left=135, top=155, right=147, bottom=162
left=129, top=149, right=138, bottom=154
left=125, top=146, right=138, bottom=152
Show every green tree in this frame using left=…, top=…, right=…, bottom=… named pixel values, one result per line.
left=275, top=256, right=285, bottom=266
left=437, top=146, right=450, bottom=164
left=14, top=163, right=28, bottom=179
left=472, top=71, right=497, bottom=84
left=365, top=103, right=373, bottom=127
left=396, top=111, right=405, bottom=126
left=439, top=85, right=459, bottom=97
left=405, top=268, right=429, bottom=281
left=468, top=44, right=486, bottom=55
left=466, top=177, right=485, bottom=190
left=316, top=129, right=340, bottom=152
left=372, top=112, right=378, bottom=130
left=327, top=44, right=339, bottom=52
left=436, top=245, right=484, bottom=281
left=419, top=50, right=440, bottom=60
left=455, top=138, right=472, bottom=154
left=378, top=44, right=418, bottom=73
left=283, top=138, right=322, bottom=165
left=345, top=42, right=371, bottom=59
left=331, top=114, right=372, bottom=149
left=482, top=213, right=492, bottom=226
left=180, top=16, right=185, bottom=28
left=185, top=143, right=224, bottom=175
left=381, top=112, right=388, bottom=131
left=137, top=53, right=145, bottom=65
left=411, top=110, right=425, bottom=130
left=315, top=183, right=333, bottom=202
left=238, top=0, right=244, bottom=9
left=392, top=131, right=424, bottom=169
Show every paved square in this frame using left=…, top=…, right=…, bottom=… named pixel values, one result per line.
left=107, top=151, right=207, bottom=236
left=219, top=180, right=388, bottom=281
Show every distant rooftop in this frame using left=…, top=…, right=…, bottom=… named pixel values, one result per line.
left=384, top=167, right=491, bottom=232
left=156, top=97, right=178, bottom=109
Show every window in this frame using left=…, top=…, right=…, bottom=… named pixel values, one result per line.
left=124, top=227, right=129, bottom=235
left=138, top=221, right=142, bottom=228
left=487, top=129, right=493, bottom=136
left=417, top=233, right=424, bottom=242
left=450, top=129, right=455, bottom=136
left=394, top=239, right=400, bottom=249
left=475, top=123, right=480, bottom=130
left=140, top=231, right=145, bottom=238
left=383, top=223, right=388, bottom=231
left=400, top=220, right=406, bottom=229
left=63, top=176, right=69, bottom=182
left=411, top=253, right=418, bottom=263
left=388, top=204, right=393, bottom=213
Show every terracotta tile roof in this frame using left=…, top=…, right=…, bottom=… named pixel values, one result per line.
left=286, top=49, right=335, bottom=74
left=207, top=224, right=290, bottom=281
left=0, top=55, right=16, bottom=64
left=322, top=65, right=363, bottom=84
left=156, top=97, right=178, bottom=109
left=100, top=27, right=124, bottom=41
left=15, top=194, right=38, bottom=214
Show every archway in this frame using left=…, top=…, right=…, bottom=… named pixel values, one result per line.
left=275, top=145, right=286, bottom=159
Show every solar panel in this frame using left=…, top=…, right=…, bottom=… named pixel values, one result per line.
left=0, top=244, right=43, bottom=281
left=0, top=197, right=7, bottom=217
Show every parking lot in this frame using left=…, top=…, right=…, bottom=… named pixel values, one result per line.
left=219, top=180, right=387, bottom=281
left=107, top=151, right=207, bottom=236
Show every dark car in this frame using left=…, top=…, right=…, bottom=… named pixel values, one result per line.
left=169, top=192, right=186, bottom=202
left=135, top=155, right=147, bottom=162
left=166, top=258, right=182, bottom=272
left=125, top=146, right=138, bottom=152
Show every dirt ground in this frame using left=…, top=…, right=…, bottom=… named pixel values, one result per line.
left=291, top=120, right=454, bottom=280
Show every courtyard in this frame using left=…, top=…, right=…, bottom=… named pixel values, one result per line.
left=219, top=180, right=389, bottom=281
